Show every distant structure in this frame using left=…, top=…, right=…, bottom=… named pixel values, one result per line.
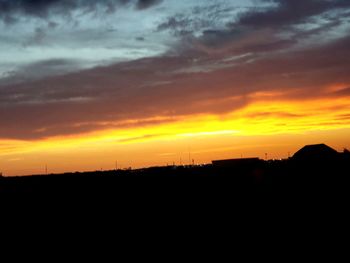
left=292, top=144, right=339, bottom=161
left=341, top=148, right=350, bottom=160
left=212, top=158, right=261, bottom=168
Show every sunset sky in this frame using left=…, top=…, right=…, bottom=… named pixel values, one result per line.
left=1, top=0, right=350, bottom=176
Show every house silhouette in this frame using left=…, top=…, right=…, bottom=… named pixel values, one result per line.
left=293, top=144, right=339, bottom=161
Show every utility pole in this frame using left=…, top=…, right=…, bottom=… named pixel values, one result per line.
left=115, top=160, right=118, bottom=171
left=45, top=164, right=48, bottom=175
left=265, top=153, right=268, bottom=161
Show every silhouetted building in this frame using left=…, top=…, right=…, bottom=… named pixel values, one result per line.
left=212, top=158, right=261, bottom=168
left=341, top=148, right=350, bottom=160
left=292, top=144, right=339, bottom=161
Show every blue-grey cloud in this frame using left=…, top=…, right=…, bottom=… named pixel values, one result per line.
left=136, top=0, right=162, bottom=10
left=1, top=33, right=350, bottom=140
left=1, top=0, right=350, bottom=140
left=0, top=59, right=84, bottom=85
left=0, top=0, right=163, bottom=23
left=238, top=0, right=350, bottom=28
left=175, top=0, right=350, bottom=57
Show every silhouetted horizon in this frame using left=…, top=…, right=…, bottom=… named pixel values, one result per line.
left=1, top=143, right=349, bottom=196
left=1, top=142, right=348, bottom=178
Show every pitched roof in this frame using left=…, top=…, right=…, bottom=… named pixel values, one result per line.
left=293, top=144, right=338, bottom=160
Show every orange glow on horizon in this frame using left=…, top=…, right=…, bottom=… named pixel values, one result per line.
left=1, top=93, right=350, bottom=176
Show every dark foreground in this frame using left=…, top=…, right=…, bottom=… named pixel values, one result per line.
left=1, top=157, right=349, bottom=197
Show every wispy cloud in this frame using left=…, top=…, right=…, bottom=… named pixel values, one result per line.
left=0, top=0, right=163, bottom=23
left=0, top=0, right=350, bottom=140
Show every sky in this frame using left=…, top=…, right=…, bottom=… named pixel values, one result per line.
left=1, top=0, right=350, bottom=176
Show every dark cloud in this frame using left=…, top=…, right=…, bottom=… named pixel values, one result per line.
left=23, top=27, right=47, bottom=47
left=157, top=15, right=205, bottom=39
left=238, top=0, right=350, bottom=28
left=1, top=0, right=350, bottom=140
left=333, top=87, right=350, bottom=97
left=0, top=59, right=84, bottom=85
left=1, top=33, right=350, bottom=140
left=157, top=4, right=238, bottom=37
left=173, top=0, right=350, bottom=57
left=0, top=0, right=162, bottom=23
left=48, top=21, right=59, bottom=28
left=0, top=0, right=77, bottom=19
left=179, top=27, right=297, bottom=59
left=156, top=0, right=350, bottom=59
left=136, top=0, right=162, bottom=10
left=157, top=15, right=193, bottom=33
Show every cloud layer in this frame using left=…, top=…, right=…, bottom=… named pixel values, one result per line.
left=239, top=0, right=350, bottom=28
left=0, top=0, right=163, bottom=20
left=1, top=0, right=350, bottom=140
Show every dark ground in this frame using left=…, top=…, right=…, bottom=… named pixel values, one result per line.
left=1, top=157, right=349, bottom=239
left=1, top=157, right=349, bottom=197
